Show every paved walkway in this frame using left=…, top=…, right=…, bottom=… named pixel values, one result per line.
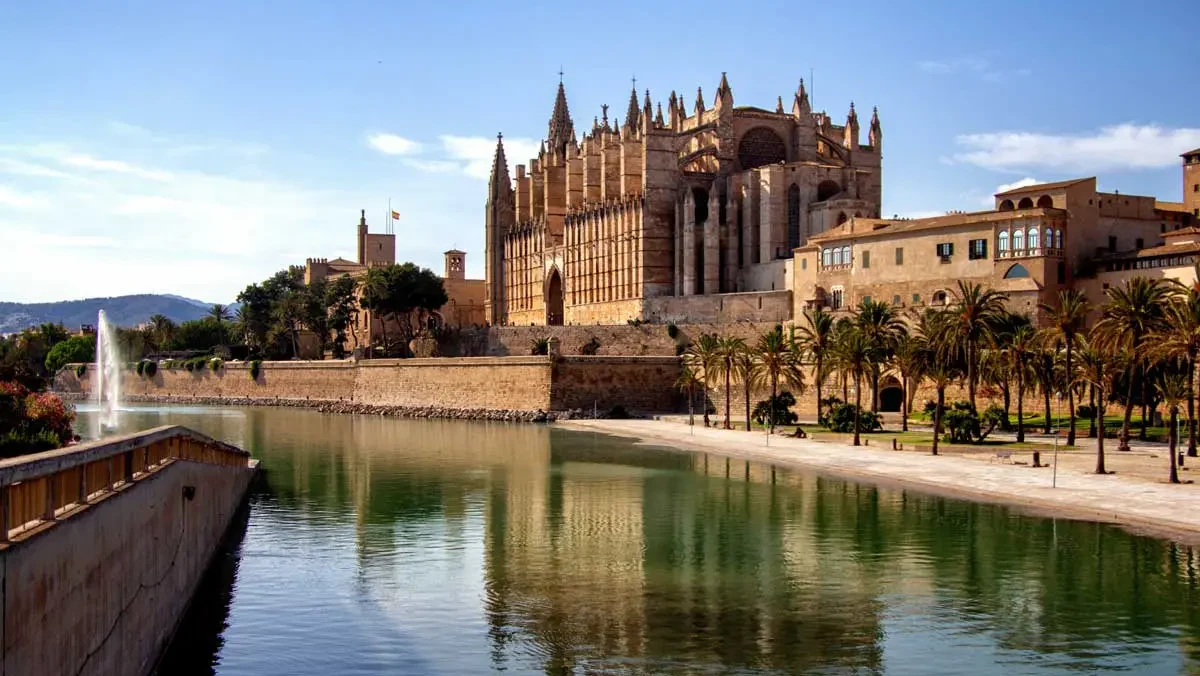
left=559, top=418, right=1200, bottom=543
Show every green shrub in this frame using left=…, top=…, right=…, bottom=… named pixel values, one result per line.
left=143, top=361, right=157, bottom=377
left=666, top=323, right=679, bottom=339
left=824, top=402, right=882, bottom=433
left=1077, top=404, right=1096, bottom=420
left=530, top=338, right=550, bottom=356
left=674, top=343, right=687, bottom=356
left=607, top=405, right=631, bottom=419
left=46, top=335, right=95, bottom=375
left=579, top=337, right=600, bottom=355
left=752, top=391, right=799, bottom=427
left=626, top=318, right=643, bottom=327
left=249, top=360, right=262, bottom=381
left=209, top=358, right=223, bottom=372
left=74, top=363, right=87, bottom=378
left=136, top=360, right=146, bottom=376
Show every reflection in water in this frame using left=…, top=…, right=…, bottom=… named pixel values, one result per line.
left=80, top=405, right=1200, bottom=675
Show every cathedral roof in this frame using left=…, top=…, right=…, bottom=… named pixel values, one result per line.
left=995, top=177, right=1093, bottom=196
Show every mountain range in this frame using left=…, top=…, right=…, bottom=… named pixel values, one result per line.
left=0, top=295, right=234, bottom=334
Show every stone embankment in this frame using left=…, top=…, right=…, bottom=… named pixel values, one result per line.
left=72, top=392, right=592, bottom=423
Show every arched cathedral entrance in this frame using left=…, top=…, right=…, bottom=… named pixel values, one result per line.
left=546, top=268, right=564, bottom=326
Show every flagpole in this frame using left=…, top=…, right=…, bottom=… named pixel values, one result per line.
left=388, top=198, right=391, bottom=235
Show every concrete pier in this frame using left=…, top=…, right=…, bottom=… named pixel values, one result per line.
left=0, top=426, right=258, bottom=676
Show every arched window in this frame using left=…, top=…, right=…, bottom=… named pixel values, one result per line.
left=1018, top=197, right=1034, bottom=209
left=842, top=245, right=851, bottom=265
left=787, top=184, right=801, bottom=251
left=737, top=127, right=788, bottom=170
left=933, top=290, right=948, bottom=305
left=1036, top=195, right=1053, bottom=208
left=999, top=199, right=1015, bottom=211
left=823, top=248, right=831, bottom=266
left=1013, top=228, right=1025, bottom=251
left=1044, top=227, right=1052, bottom=251
left=1055, top=228, right=1063, bottom=250
left=1028, top=227, right=1039, bottom=250
left=1004, top=263, right=1030, bottom=279
left=832, top=248, right=842, bottom=265
left=998, top=230, right=1009, bottom=252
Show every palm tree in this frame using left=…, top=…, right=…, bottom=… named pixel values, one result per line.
left=751, top=329, right=805, bottom=435
left=795, top=307, right=835, bottom=424
left=833, top=326, right=873, bottom=447
left=1030, top=344, right=1059, bottom=434
left=1093, top=277, right=1172, bottom=450
left=148, top=313, right=176, bottom=353
left=1039, top=289, right=1091, bottom=446
left=734, top=341, right=755, bottom=432
left=1149, top=292, right=1200, bottom=457
left=855, top=299, right=905, bottom=412
left=684, top=334, right=721, bottom=427
left=1076, top=334, right=1114, bottom=474
left=947, top=281, right=1008, bottom=411
left=891, top=331, right=924, bottom=432
left=675, top=365, right=703, bottom=427
left=209, top=303, right=233, bottom=345
left=1005, top=323, right=1037, bottom=443
left=916, top=308, right=960, bottom=456
left=714, top=336, right=746, bottom=430
left=1157, top=373, right=1188, bottom=484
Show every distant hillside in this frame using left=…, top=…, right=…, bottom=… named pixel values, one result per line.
left=0, top=295, right=233, bottom=334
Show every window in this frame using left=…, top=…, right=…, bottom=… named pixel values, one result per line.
left=862, top=251, right=871, bottom=268
left=832, top=248, right=842, bottom=265
left=862, top=295, right=872, bottom=304
left=1162, top=224, right=1167, bottom=233
left=936, top=242, right=954, bottom=257
left=1055, top=229, right=1062, bottom=250
left=842, top=246, right=851, bottom=265
left=912, top=293, right=921, bottom=304
left=831, top=287, right=844, bottom=310
left=1028, top=227, right=1039, bottom=250
left=1057, top=261, right=1066, bottom=284
left=968, top=238, right=987, bottom=260
left=822, top=248, right=831, bottom=266
left=893, top=294, right=901, bottom=306
left=895, top=247, right=903, bottom=264
left=1136, top=238, right=1144, bottom=249
left=1013, top=228, right=1025, bottom=251
left=1193, top=184, right=1198, bottom=192
left=801, top=257, right=807, bottom=270
left=998, top=230, right=1009, bottom=252
left=1045, top=227, right=1052, bottom=250
left=1004, top=263, right=1030, bottom=279
left=1108, top=236, right=1117, bottom=252
left=933, top=290, right=948, bottom=305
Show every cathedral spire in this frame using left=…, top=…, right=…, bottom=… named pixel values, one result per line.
left=547, top=80, right=575, bottom=156
left=793, top=78, right=811, bottom=116
left=694, top=86, right=705, bottom=115
left=776, top=95, right=784, bottom=114
left=624, top=78, right=641, bottom=132
left=655, top=102, right=664, bottom=128
left=869, top=106, right=883, bottom=151
left=715, top=72, right=732, bottom=108
left=844, top=102, right=860, bottom=149
left=488, top=132, right=511, bottom=196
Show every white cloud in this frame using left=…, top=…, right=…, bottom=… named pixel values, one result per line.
left=400, top=159, right=461, bottom=173
left=367, top=133, right=422, bottom=156
left=952, top=124, right=1200, bottom=172
left=0, top=157, right=72, bottom=179
left=0, top=185, right=46, bottom=210
left=918, top=56, right=1029, bottom=83
left=60, top=153, right=174, bottom=181
left=439, top=135, right=540, bottom=180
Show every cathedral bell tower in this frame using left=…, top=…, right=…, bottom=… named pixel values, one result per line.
left=484, top=133, right=514, bottom=326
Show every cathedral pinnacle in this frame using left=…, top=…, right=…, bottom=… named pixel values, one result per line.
left=776, top=96, right=784, bottom=114
left=547, top=80, right=575, bottom=157
left=655, top=102, right=664, bottom=127
left=793, top=78, right=811, bottom=116
left=716, top=72, right=732, bottom=106
left=625, top=82, right=641, bottom=132
left=488, top=133, right=511, bottom=197
left=695, top=87, right=705, bottom=114
left=869, top=106, right=883, bottom=150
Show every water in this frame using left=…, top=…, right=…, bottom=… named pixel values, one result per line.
left=76, top=404, right=1200, bottom=675
left=92, top=309, right=123, bottom=435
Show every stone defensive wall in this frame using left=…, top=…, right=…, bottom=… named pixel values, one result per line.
left=56, top=356, right=684, bottom=416
left=0, top=426, right=257, bottom=676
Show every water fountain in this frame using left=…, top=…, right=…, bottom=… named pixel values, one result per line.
left=93, top=309, right=123, bottom=432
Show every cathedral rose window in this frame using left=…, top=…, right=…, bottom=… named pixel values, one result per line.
left=737, top=127, right=787, bottom=170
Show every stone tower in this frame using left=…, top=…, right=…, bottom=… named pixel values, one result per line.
left=356, top=209, right=367, bottom=265
left=485, top=134, right=515, bottom=325
left=444, top=249, right=466, bottom=281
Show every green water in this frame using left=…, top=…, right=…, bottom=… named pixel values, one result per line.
left=77, top=404, right=1200, bottom=675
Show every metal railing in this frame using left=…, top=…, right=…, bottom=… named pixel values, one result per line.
left=0, top=426, right=251, bottom=544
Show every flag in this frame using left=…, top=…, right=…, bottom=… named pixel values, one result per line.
left=390, top=210, right=400, bottom=221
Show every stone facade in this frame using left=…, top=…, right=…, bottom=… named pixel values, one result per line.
left=1184, top=148, right=1200, bottom=221
left=484, top=74, right=882, bottom=327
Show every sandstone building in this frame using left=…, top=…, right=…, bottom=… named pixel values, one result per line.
left=484, top=74, right=883, bottom=327
left=304, top=210, right=485, bottom=352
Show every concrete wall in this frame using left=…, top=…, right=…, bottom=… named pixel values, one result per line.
left=1, top=432, right=254, bottom=676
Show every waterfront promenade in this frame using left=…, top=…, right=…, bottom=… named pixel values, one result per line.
left=562, top=418, right=1200, bottom=543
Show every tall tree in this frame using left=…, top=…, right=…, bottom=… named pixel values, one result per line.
left=148, top=314, right=177, bottom=353
left=715, top=336, right=745, bottom=430
left=751, top=328, right=805, bottom=435
left=1004, top=321, right=1037, bottom=443
left=1149, top=290, right=1200, bottom=457
left=833, top=326, right=873, bottom=447
left=674, top=365, right=703, bottom=427
left=916, top=308, right=962, bottom=456
left=1076, top=334, right=1114, bottom=474
left=1039, top=289, right=1092, bottom=445
left=360, top=263, right=448, bottom=357
left=891, top=331, right=923, bottom=432
left=1157, top=373, right=1188, bottom=484
left=1094, top=277, right=1171, bottom=450
left=684, top=334, right=721, bottom=427
left=946, top=281, right=1008, bottom=411
left=326, top=276, right=360, bottom=357
left=854, top=298, right=904, bottom=412
left=795, top=307, right=835, bottom=424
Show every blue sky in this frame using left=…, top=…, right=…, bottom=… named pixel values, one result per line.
left=2, top=0, right=1197, bottom=303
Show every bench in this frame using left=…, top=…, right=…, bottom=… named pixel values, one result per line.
left=992, top=450, right=1014, bottom=463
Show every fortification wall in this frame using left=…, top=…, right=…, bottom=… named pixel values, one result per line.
left=451, top=321, right=779, bottom=357
left=551, top=357, right=681, bottom=412
left=354, top=357, right=552, bottom=411
left=1, top=429, right=255, bottom=676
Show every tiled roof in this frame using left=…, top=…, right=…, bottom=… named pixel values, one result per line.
left=1156, top=201, right=1189, bottom=213
left=1182, top=148, right=1200, bottom=157
left=806, top=207, right=1064, bottom=245
left=1097, top=241, right=1200, bottom=262
left=995, top=177, right=1093, bottom=197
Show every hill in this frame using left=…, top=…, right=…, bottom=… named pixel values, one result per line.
left=0, top=295, right=233, bottom=334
